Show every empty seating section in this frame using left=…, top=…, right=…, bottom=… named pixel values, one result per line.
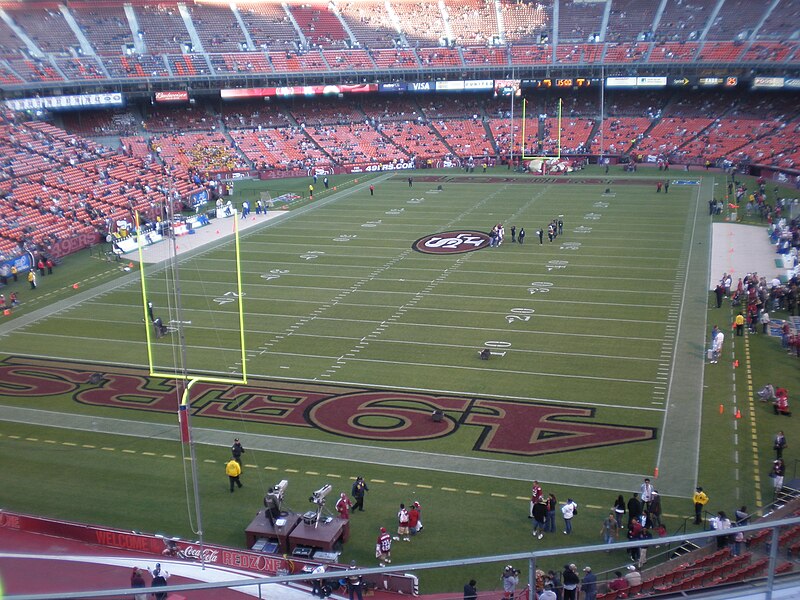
left=151, top=132, right=247, bottom=172
left=7, top=6, right=79, bottom=54
left=337, top=1, right=398, bottom=49
left=649, top=41, right=699, bottom=62
left=0, top=16, right=24, bottom=57
left=55, top=57, right=105, bottom=80
left=486, top=117, right=535, bottom=157
left=446, top=0, right=498, bottom=46
left=102, top=54, right=169, bottom=78
left=0, top=63, right=23, bottom=84
left=168, top=54, right=209, bottom=76
left=697, top=41, right=745, bottom=62
left=558, top=0, right=604, bottom=43
left=143, top=106, right=214, bottom=133
left=289, top=99, right=364, bottom=127
left=186, top=4, right=245, bottom=53
left=706, top=0, right=764, bottom=41
left=741, top=42, right=796, bottom=63
left=376, top=122, right=451, bottom=160
left=62, top=110, right=139, bottom=136
left=635, top=117, right=712, bottom=158
left=288, top=3, right=350, bottom=48
left=462, top=46, right=508, bottom=66
left=555, top=43, right=603, bottom=63
left=269, top=50, right=328, bottom=73
left=656, top=0, right=711, bottom=42
left=120, top=135, right=151, bottom=158
left=7, top=58, right=62, bottom=82
left=510, top=44, right=550, bottom=65
left=605, top=0, right=658, bottom=42
left=499, top=0, right=550, bottom=44
left=0, top=121, right=201, bottom=258
left=221, top=102, right=292, bottom=129
left=756, top=2, right=800, bottom=41
left=417, top=47, right=463, bottom=67
left=369, top=48, right=418, bottom=68
left=209, top=52, right=271, bottom=74
left=321, top=49, right=376, bottom=70
left=431, top=119, right=493, bottom=158
left=229, top=128, right=331, bottom=170
left=681, top=118, right=783, bottom=162
left=361, top=97, right=423, bottom=122
left=307, top=123, right=407, bottom=164
left=604, top=42, right=649, bottom=63
left=735, top=122, right=800, bottom=168
left=236, top=3, right=298, bottom=50
left=542, top=117, right=593, bottom=153
left=390, top=1, right=446, bottom=47
left=421, top=97, right=483, bottom=120
left=69, top=4, right=133, bottom=55
left=134, top=4, right=189, bottom=54
left=590, top=117, right=650, bottom=154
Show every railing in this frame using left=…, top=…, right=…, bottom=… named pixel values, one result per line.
left=6, top=514, right=800, bottom=600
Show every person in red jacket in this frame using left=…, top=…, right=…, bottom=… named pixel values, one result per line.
left=376, top=527, right=392, bottom=567
left=408, top=502, right=420, bottom=535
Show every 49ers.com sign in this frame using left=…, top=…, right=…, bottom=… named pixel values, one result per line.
left=0, top=357, right=654, bottom=456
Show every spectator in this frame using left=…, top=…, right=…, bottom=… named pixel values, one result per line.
left=463, top=579, right=477, bottom=600
left=562, top=498, right=578, bottom=534
left=581, top=567, right=597, bottom=600
left=624, top=565, right=642, bottom=588
left=608, top=571, right=628, bottom=594
left=562, top=564, right=579, bottom=600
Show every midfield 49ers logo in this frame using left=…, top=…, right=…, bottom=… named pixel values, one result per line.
left=0, top=357, right=655, bottom=456
left=412, top=230, right=491, bottom=254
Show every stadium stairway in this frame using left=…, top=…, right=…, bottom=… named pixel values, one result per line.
left=221, top=128, right=254, bottom=169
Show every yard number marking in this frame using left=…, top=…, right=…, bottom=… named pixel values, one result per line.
left=528, top=281, right=553, bottom=294
left=261, top=269, right=289, bottom=281
left=213, top=291, right=244, bottom=305
left=506, top=308, right=534, bottom=324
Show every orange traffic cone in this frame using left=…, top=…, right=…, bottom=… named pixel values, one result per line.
left=719, top=404, right=724, bottom=414
left=72, top=283, right=79, bottom=290
left=733, top=359, right=739, bottom=368
left=128, top=262, right=134, bottom=268
left=735, top=408, right=742, bottom=419
left=653, top=467, right=659, bottom=478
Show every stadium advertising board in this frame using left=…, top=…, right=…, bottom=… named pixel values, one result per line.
left=636, top=76, right=667, bottom=88
left=4, top=92, right=123, bottom=112
left=221, top=83, right=377, bottom=100
left=0, top=252, right=34, bottom=280
left=154, top=91, right=189, bottom=103
left=752, top=76, right=785, bottom=89
left=435, top=80, right=464, bottom=91
left=463, top=79, right=494, bottom=90
left=407, top=81, right=434, bottom=93
left=606, top=76, right=638, bottom=87
left=190, top=189, right=209, bottom=208
left=378, top=82, right=407, bottom=93
left=348, top=160, right=415, bottom=173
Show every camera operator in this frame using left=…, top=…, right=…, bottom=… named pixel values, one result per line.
left=502, top=565, right=520, bottom=600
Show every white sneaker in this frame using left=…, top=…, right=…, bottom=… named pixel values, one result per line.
left=538, top=533, right=544, bottom=540
left=392, top=536, right=400, bottom=541
left=403, top=537, right=410, bottom=541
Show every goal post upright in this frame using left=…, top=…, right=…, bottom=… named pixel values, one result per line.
left=137, top=210, right=248, bottom=386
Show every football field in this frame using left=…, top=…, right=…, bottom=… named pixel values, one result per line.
left=0, top=171, right=712, bottom=496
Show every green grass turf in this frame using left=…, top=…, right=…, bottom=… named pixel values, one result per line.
left=0, top=166, right=798, bottom=593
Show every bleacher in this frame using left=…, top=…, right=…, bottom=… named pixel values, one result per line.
left=209, top=52, right=271, bottom=75
left=499, top=0, right=550, bottom=44
left=236, top=3, right=298, bottom=50
left=337, top=1, right=398, bottom=49
left=8, top=58, right=63, bottom=83
left=558, top=0, right=605, bottom=43
left=0, top=13, right=25, bottom=57
left=68, top=3, right=134, bottom=55
left=655, top=0, right=712, bottom=42
left=321, top=48, right=376, bottom=71
left=390, top=1, right=446, bottom=47
left=307, top=123, right=407, bottom=165
left=101, top=53, right=169, bottom=78
left=705, top=0, right=765, bottom=41
left=229, top=128, right=332, bottom=170
left=5, top=4, right=80, bottom=54
left=55, top=57, right=105, bottom=81
left=445, top=0, right=499, bottom=46
left=167, top=53, right=209, bottom=77
left=134, top=3, right=190, bottom=54
left=604, top=0, right=658, bottom=43
left=185, top=4, right=245, bottom=53
left=287, top=2, right=350, bottom=48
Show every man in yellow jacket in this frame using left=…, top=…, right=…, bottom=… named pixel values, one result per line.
left=226, top=458, right=242, bottom=493
left=693, top=487, right=709, bottom=524
left=734, top=313, right=745, bottom=336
